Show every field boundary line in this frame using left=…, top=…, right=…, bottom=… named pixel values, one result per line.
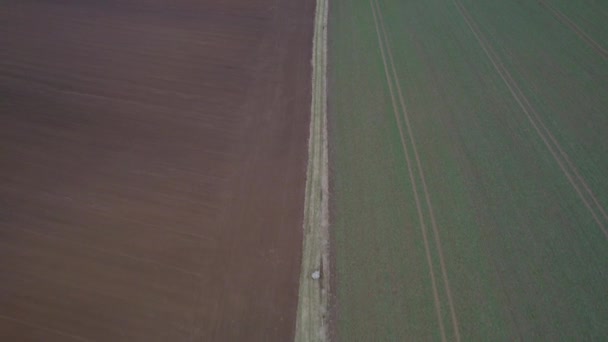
left=369, top=1, right=450, bottom=341
left=452, top=0, right=608, bottom=238
left=538, top=0, right=608, bottom=59
left=373, top=1, right=461, bottom=341
left=295, top=0, right=329, bottom=339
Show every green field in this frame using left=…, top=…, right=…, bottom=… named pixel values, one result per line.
left=329, top=0, right=608, bottom=340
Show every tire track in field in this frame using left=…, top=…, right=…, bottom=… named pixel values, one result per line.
left=370, top=1, right=461, bottom=341
left=538, top=0, right=608, bottom=59
left=368, top=3, right=446, bottom=341
left=372, top=1, right=462, bottom=341
left=451, top=0, right=608, bottom=238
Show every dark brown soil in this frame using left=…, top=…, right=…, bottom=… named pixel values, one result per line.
left=0, top=0, right=314, bottom=340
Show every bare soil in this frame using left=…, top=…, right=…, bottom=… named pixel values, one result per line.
left=0, top=0, right=314, bottom=340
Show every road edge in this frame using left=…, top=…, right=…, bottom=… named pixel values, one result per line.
left=294, top=0, right=329, bottom=340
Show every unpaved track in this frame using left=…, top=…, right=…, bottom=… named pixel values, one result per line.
left=294, top=0, right=330, bottom=340
left=0, top=0, right=315, bottom=340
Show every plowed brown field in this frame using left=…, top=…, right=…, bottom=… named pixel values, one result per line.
left=0, top=0, right=314, bottom=340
